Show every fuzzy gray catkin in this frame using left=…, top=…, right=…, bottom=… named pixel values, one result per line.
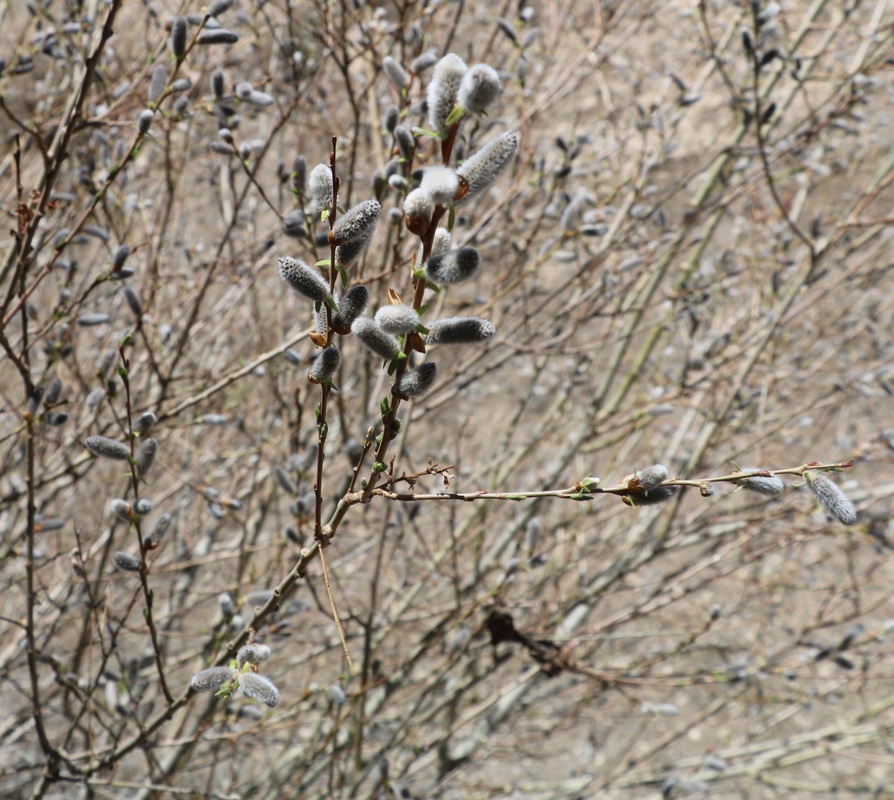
left=134, top=412, right=157, bottom=434
left=403, top=188, right=433, bottom=233
left=149, top=64, right=167, bottom=103
left=396, top=362, right=437, bottom=398
left=457, top=63, right=501, bottom=114
left=149, top=513, right=172, bottom=542
left=113, top=551, right=141, bottom=572
left=457, top=131, right=519, bottom=203
left=44, top=378, right=62, bottom=406
left=278, top=257, right=329, bottom=303
left=110, top=500, right=132, bottom=522
left=411, top=50, right=438, bottom=73
left=282, top=210, right=306, bottom=238
left=237, top=644, right=271, bottom=665
left=196, top=29, right=238, bottom=45
left=137, top=109, right=153, bottom=135
left=86, top=435, right=130, bottom=460
left=425, top=317, right=495, bottom=346
left=208, top=0, right=235, bottom=15
left=384, top=105, right=399, bottom=134
left=310, top=347, right=341, bottom=383
left=382, top=56, right=410, bottom=90
left=635, top=464, right=668, bottom=490
left=374, top=305, right=419, bottom=335
left=309, top=163, right=334, bottom=212
left=425, top=247, right=480, bottom=284
left=238, top=672, right=279, bottom=707
left=351, top=318, right=401, bottom=360
left=427, top=53, right=467, bottom=136
left=123, top=286, right=142, bottom=318
left=170, top=16, right=188, bottom=57
left=332, top=285, right=368, bottom=330
left=330, top=200, right=380, bottom=246
left=136, top=438, right=158, bottom=477
left=190, top=666, right=233, bottom=692
left=806, top=472, right=857, bottom=525
left=394, top=125, right=415, bottom=160
left=734, top=468, right=784, bottom=496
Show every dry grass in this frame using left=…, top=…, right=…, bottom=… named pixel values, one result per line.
left=1, top=1, right=894, bottom=798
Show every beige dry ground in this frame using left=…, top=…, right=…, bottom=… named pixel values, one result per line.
left=1, top=1, right=894, bottom=798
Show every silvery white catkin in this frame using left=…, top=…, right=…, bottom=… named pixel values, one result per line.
left=375, top=305, right=419, bottom=335
left=86, top=435, right=130, bottom=460
left=310, top=346, right=341, bottom=383
left=457, top=63, right=502, bottom=114
left=237, top=644, right=271, bottom=665
left=636, top=464, right=668, bottom=489
left=274, top=465, right=298, bottom=494
left=137, top=109, right=153, bottom=134
left=382, top=56, right=410, bottom=90
left=425, top=247, right=480, bottom=284
left=149, top=64, right=167, bottom=103
left=425, top=317, right=495, bottom=345
left=328, top=684, right=347, bottom=705
left=123, top=286, right=142, bottom=318
left=278, top=257, right=330, bottom=303
left=384, top=105, right=399, bottom=134
left=394, top=125, right=415, bottom=160
left=806, top=473, right=857, bottom=525
left=309, top=163, right=333, bottom=212
left=196, top=29, right=238, bottom=44
left=133, top=412, right=157, bottom=433
left=419, top=167, right=459, bottom=205
left=352, top=317, right=401, bottom=360
left=331, top=200, right=381, bottom=245
left=113, top=551, right=142, bottom=572
left=170, top=17, right=188, bottom=57
left=395, top=362, right=437, bottom=398
left=735, top=468, right=784, bottom=496
left=525, top=517, right=541, bottom=551
left=44, top=378, right=62, bottom=406
left=403, top=188, right=432, bottom=229
left=457, top=131, right=519, bottom=203
left=136, top=438, right=157, bottom=477
left=171, top=77, right=191, bottom=92
left=239, top=672, right=279, bottom=707
left=191, top=666, right=233, bottom=692
left=427, top=53, right=467, bottom=136
left=332, top=285, right=368, bottom=330
left=211, top=70, right=225, bottom=98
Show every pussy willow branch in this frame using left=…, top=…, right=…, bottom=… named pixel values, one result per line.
left=118, top=344, right=173, bottom=704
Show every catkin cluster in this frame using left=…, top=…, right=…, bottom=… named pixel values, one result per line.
left=277, top=52, right=517, bottom=406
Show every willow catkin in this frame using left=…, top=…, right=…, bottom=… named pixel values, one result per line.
left=190, top=667, right=233, bottom=692
left=86, top=435, right=130, bottom=460
left=425, top=247, right=480, bottom=284
left=352, top=318, right=401, bottom=360
left=456, top=131, right=519, bottom=204
left=278, top=257, right=329, bottom=303
left=238, top=672, right=279, bottom=707
left=395, top=362, right=437, bottom=398
left=457, top=63, right=501, bottom=114
left=425, top=317, right=495, bottom=346
left=734, top=468, right=784, bottom=496
left=426, top=53, right=467, bottom=136
left=806, top=472, right=857, bottom=525
left=374, top=305, right=420, bottom=335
